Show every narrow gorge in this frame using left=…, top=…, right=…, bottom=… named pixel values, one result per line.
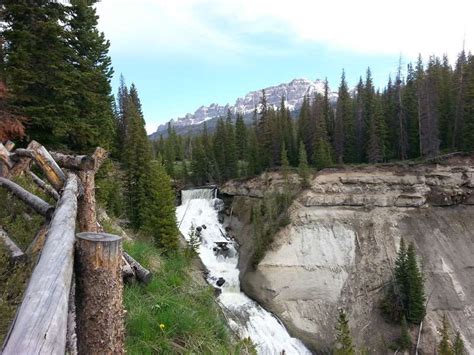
left=217, top=154, right=474, bottom=353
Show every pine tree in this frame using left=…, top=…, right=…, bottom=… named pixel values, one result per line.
left=247, top=128, right=261, bottom=176
left=404, top=64, right=420, bottom=158
left=452, top=50, right=467, bottom=149
left=298, top=141, right=310, bottom=187
left=353, top=77, right=366, bottom=163
left=213, top=118, right=227, bottom=181
left=333, top=309, right=355, bottom=355
left=119, top=81, right=153, bottom=229
left=462, top=55, right=474, bottom=151
left=297, top=95, right=313, bottom=163
left=67, top=0, right=115, bottom=152
left=334, top=70, right=354, bottom=163
left=399, top=316, right=412, bottom=350
left=405, top=242, right=426, bottom=324
left=453, top=331, right=466, bottom=355
left=367, top=93, right=384, bottom=163
left=235, top=112, right=247, bottom=160
left=438, top=314, right=454, bottom=355
left=313, top=94, right=333, bottom=169
left=225, top=109, right=238, bottom=179
left=395, top=60, right=409, bottom=160
left=164, top=123, right=176, bottom=177
left=141, top=160, right=179, bottom=252
left=2, top=0, right=78, bottom=148
left=280, top=142, right=290, bottom=183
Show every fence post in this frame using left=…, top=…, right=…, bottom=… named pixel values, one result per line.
left=75, top=232, right=124, bottom=355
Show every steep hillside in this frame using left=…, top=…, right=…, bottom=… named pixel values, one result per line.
left=221, top=157, right=474, bottom=353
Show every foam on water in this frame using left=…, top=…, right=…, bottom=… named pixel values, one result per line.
left=177, top=189, right=311, bottom=355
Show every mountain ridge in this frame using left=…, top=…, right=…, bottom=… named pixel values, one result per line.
left=149, top=78, right=337, bottom=139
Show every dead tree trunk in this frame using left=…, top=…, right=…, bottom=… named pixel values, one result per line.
left=2, top=174, right=80, bottom=355
left=75, top=232, right=124, bottom=355
left=77, top=147, right=107, bottom=232
left=0, top=177, right=54, bottom=218
left=29, top=171, right=60, bottom=201
left=0, top=227, right=25, bottom=263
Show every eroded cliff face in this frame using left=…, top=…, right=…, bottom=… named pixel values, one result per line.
left=221, top=157, right=474, bottom=354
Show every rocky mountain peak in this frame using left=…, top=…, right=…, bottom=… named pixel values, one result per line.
left=150, top=77, right=337, bottom=139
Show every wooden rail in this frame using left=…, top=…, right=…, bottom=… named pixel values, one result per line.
left=0, top=141, right=148, bottom=354
left=2, top=174, right=80, bottom=354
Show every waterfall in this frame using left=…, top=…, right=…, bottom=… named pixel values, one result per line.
left=176, top=189, right=311, bottom=355
left=181, top=188, right=216, bottom=203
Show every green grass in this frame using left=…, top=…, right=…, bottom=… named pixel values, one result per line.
left=0, top=174, right=47, bottom=344
left=123, top=239, right=256, bottom=354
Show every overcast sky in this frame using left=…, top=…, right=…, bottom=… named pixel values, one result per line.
left=95, top=0, right=474, bottom=133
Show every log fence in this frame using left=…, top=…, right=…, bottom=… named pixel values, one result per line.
left=0, top=140, right=151, bottom=354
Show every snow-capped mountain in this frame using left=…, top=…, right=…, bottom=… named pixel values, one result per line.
left=149, top=78, right=337, bottom=139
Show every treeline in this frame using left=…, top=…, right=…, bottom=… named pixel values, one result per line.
left=155, top=52, right=474, bottom=184
left=1, top=1, right=179, bottom=251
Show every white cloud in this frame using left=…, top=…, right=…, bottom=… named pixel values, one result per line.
left=96, top=0, right=474, bottom=60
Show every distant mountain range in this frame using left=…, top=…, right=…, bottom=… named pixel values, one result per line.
left=149, top=78, right=338, bottom=139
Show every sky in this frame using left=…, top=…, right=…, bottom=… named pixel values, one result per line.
left=95, top=0, right=474, bottom=133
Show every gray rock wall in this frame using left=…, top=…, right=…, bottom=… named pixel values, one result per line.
left=222, top=158, right=474, bottom=353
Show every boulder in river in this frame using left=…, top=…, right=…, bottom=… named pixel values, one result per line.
left=216, top=277, right=225, bottom=287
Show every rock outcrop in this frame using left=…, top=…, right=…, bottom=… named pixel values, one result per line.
left=221, top=156, right=474, bottom=353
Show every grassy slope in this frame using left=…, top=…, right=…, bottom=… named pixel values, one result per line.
left=123, top=239, right=255, bottom=354
left=0, top=174, right=52, bottom=343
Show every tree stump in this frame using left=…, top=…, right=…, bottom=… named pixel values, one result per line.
left=75, top=232, right=124, bottom=355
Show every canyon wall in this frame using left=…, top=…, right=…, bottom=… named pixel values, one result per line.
left=221, top=156, right=474, bottom=353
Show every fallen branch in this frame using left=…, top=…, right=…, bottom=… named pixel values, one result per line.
left=29, top=171, right=60, bottom=201
left=0, top=177, right=54, bottom=218
left=2, top=173, right=80, bottom=354
left=123, top=251, right=152, bottom=284
left=0, top=227, right=26, bottom=263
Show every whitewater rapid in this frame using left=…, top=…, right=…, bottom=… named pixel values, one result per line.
left=177, top=189, right=311, bottom=355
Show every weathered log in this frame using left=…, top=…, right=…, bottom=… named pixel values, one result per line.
left=0, top=177, right=54, bottom=218
left=28, top=140, right=66, bottom=190
left=2, top=174, right=80, bottom=355
left=123, top=251, right=152, bottom=284
left=122, top=255, right=136, bottom=281
left=25, top=223, right=49, bottom=256
left=50, top=151, right=94, bottom=171
left=66, top=276, right=78, bottom=355
left=0, top=228, right=26, bottom=263
left=5, top=141, right=15, bottom=152
left=75, top=232, right=124, bottom=355
left=29, top=171, right=60, bottom=201
left=77, top=147, right=108, bottom=233
left=9, top=147, right=32, bottom=177
left=0, top=143, right=12, bottom=178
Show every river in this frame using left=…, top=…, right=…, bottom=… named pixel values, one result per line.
left=176, top=188, right=311, bottom=355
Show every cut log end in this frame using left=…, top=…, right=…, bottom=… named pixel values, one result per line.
left=76, top=232, right=121, bottom=243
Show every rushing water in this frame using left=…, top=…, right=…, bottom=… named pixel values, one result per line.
left=177, top=189, right=311, bottom=355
